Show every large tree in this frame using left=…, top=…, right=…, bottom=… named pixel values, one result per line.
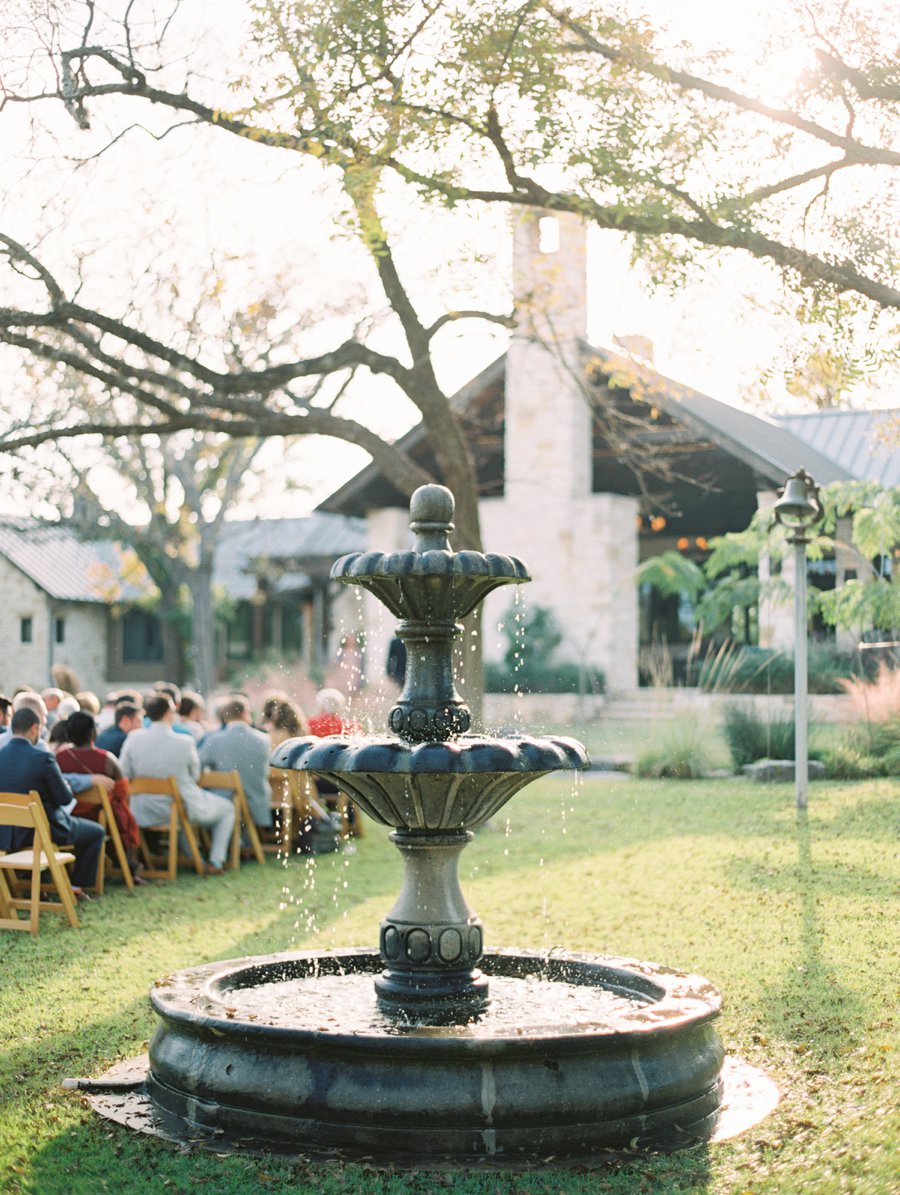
left=1, top=1, right=896, bottom=472
left=0, top=0, right=896, bottom=701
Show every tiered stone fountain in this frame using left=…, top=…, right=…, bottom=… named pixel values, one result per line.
left=81, top=485, right=739, bottom=1164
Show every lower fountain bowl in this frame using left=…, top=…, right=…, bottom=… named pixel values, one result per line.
left=146, top=948, right=725, bottom=1162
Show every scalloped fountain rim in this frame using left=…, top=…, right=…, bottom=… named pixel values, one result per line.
left=332, top=549, right=531, bottom=583
left=271, top=733, right=589, bottom=774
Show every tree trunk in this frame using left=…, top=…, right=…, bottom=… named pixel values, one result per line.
left=186, top=565, right=217, bottom=697
left=418, top=398, right=486, bottom=725
left=157, top=583, right=187, bottom=687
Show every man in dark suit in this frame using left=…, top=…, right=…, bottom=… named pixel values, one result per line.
left=96, top=703, right=143, bottom=757
left=0, top=707, right=104, bottom=896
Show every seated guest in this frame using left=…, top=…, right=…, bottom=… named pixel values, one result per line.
left=264, top=698, right=309, bottom=749
left=41, top=687, right=65, bottom=728
left=96, top=692, right=121, bottom=733
left=0, top=707, right=104, bottom=898
left=12, top=691, right=115, bottom=800
left=307, top=689, right=363, bottom=832
left=120, top=694, right=235, bottom=875
left=56, top=711, right=145, bottom=883
left=96, top=703, right=143, bottom=757
left=200, top=696, right=272, bottom=830
left=153, top=682, right=193, bottom=736
left=177, top=691, right=208, bottom=741
left=56, top=695, right=81, bottom=723
left=307, top=689, right=360, bottom=738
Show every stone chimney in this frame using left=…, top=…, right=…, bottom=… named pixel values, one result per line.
left=505, top=210, right=591, bottom=504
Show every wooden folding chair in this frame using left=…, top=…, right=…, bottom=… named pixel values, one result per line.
left=0, top=791, right=79, bottom=934
left=73, top=785, right=134, bottom=893
left=267, top=768, right=331, bottom=855
left=131, top=776, right=205, bottom=881
left=199, top=770, right=265, bottom=870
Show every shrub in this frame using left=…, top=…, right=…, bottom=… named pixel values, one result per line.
left=820, top=714, right=900, bottom=779
left=696, top=643, right=857, bottom=695
left=484, top=660, right=605, bottom=695
left=634, top=720, right=713, bottom=779
left=722, top=704, right=812, bottom=769
left=820, top=742, right=884, bottom=780
left=839, top=664, right=900, bottom=723
left=883, top=744, right=900, bottom=777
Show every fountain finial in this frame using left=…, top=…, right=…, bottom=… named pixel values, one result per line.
left=410, top=484, right=454, bottom=552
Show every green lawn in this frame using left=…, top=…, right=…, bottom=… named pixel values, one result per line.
left=1, top=776, right=897, bottom=1194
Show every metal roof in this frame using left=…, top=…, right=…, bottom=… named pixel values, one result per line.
left=0, top=521, right=154, bottom=603
left=588, top=344, right=854, bottom=488
left=775, top=410, right=899, bottom=487
left=213, top=514, right=367, bottom=599
left=0, top=514, right=366, bottom=605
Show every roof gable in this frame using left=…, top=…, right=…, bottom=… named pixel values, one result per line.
left=318, top=344, right=869, bottom=517
left=213, top=514, right=367, bottom=599
left=0, top=521, right=154, bottom=603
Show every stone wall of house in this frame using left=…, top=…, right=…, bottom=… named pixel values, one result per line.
left=0, top=558, right=53, bottom=692
left=0, top=558, right=112, bottom=696
left=485, top=209, right=639, bottom=694
left=480, top=491, right=639, bottom=696
left=50, top=603, right=109, bottom=696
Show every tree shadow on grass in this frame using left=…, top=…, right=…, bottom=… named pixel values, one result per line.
left=23, top=1104, right=715, bottom=1195
left=737, top=811, right=869, bottom=1068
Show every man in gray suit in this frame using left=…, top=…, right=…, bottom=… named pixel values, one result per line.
left=199, top=695, right=272, bottom=830
left=119, top=694, right=235, bottom=874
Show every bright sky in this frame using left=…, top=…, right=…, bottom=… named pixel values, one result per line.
left=0, top=0, right=893, bottom=521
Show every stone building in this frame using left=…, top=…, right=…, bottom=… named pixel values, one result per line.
left=0, top=521, right=155, bottom=695
left=0, top=514, right=366, bottom=696
left=318, top=212, right=895, bottom=694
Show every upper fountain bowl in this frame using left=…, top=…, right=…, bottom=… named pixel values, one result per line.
left=331, top=484, right=530, bottom=623
left=271, top=733, right=589, bottom=830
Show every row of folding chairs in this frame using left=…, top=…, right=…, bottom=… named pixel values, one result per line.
left=0, top=769, right=363, bottom=933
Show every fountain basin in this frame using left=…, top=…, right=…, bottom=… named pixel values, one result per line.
left=146, top=948, right=724, bottom=1161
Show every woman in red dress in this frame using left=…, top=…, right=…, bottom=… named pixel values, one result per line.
left=55, top=710, right=145, bottom=883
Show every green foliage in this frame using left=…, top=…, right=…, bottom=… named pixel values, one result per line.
left=635, top=551, right=705, bottom=600
left=722, top=703, right=806, bottom=767
left=697, top=643, right=856, bottom=695
left=484, top=659, right=604, bottom=695
left=634, top=719, right=713, bottom=778
left=819, top=741, right=884, bottom=780
left=639, top=482, right=900, bottom=643
left=823, top=715, right=900, bottom=778
left=501, top=603, right=563, bottom=674
left=487, top=603, right=604, bottom=693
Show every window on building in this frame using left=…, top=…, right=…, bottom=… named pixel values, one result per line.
left=538, top=215, right=560, bottom=254
left=55, top=617, right=66, bottom=644
left=121, top=608, right=165, bottom=663
left=20, top=616, right=33, bottom=644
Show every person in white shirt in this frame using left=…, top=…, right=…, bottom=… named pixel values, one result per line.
left=119, top=693, right=235, bottom=874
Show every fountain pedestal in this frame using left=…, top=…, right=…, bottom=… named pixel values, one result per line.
left=377, top=830, right=487, bottom=1010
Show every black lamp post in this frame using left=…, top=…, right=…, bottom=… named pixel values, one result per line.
left=773, top=468, right=824, bottom=810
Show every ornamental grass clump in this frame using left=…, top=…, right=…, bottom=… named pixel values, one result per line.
left=634, top=719, right=713, bottom=778
left=723, top=704, right=802, bottom=769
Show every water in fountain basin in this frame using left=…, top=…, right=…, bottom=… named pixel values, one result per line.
left=215, top=970, right=651, bottom=1035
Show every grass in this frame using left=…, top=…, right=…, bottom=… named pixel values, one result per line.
left=1, top=776, right=897, bottom=1194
